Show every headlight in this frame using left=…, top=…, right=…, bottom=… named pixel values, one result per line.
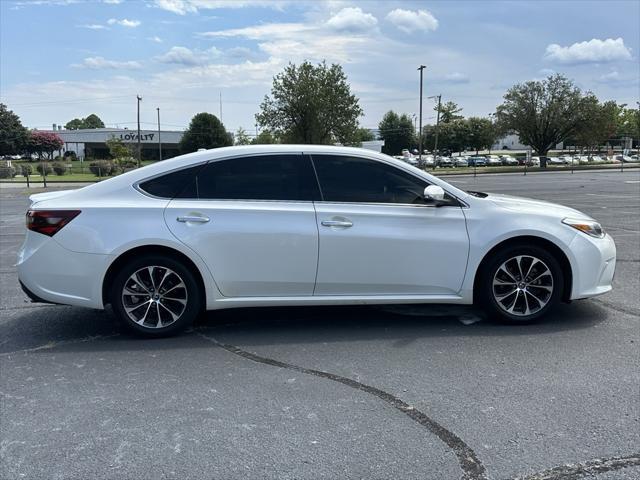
left=562, top=217, right=605, bottom=238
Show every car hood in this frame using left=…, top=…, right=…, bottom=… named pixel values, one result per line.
left=487, top=193, right=590, bottom=219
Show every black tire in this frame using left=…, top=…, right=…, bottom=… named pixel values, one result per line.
left=477, top=244, right=564, bottom=324
left=110, top=254, right=202, bottom=337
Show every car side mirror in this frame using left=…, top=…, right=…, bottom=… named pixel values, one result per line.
left=424, top=185, right=446, bottom=205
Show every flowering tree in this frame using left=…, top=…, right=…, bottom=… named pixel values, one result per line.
left=27, top=131, right=64, bottom=160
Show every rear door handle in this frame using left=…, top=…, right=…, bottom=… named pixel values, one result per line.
left=177, top=215, right=210, bottom=223
left=321, top=220, right=353, bottom=228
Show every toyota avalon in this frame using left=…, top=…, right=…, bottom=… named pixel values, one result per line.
left=18, top=145, right=616, bottom=337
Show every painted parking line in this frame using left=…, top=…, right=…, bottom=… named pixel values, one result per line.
left=625, top=180, right=640, bottom=183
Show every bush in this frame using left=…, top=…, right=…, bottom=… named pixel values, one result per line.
left=52, top=162, right=67, bottom=176
left=0, top=165, right=16, bottom=179
left=20, top=164, right=32, bottom=176
left=89, top=160, right=114, bottom=177
left=53, top=155, right=63, bottom=162
left=36, top=163, right=53, bottom=176
left=63, top=151, right=77, bottom=160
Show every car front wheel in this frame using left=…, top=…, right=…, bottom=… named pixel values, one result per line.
left=111, top=254, right=201, bottom=337
left=478, top=245, right=564, bottom=323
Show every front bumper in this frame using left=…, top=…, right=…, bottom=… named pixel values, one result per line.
left=17, top=232, right=111, bottom=309
left=569, top=232, right=616, bottom=300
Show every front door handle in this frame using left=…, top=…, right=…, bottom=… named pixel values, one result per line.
left=321, top=220, right=353, bottom=228
left=177, top=215, right=210, bottom=223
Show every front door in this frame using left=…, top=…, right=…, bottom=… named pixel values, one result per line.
left=311, top=154, right=469, bottom=296
left=165, top=153, right=320, bottom=297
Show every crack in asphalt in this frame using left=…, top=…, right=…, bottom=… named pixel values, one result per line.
left=196, top=330, right=488, bottom=480
left=0, top=333, right=120, bottom=356
left=592, top=298, right=640, bottom=317
left=509, top=453, right=640, bottom=480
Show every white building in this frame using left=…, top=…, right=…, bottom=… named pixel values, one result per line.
left=41, top=127, right=184, bottom=160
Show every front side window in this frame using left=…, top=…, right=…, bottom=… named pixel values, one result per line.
left=177, top=154, right=320, bottom=201
left=311, top=155, right=429, bottom=204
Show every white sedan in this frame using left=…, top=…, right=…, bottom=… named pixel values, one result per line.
left=18, top=145, right=616, bottom=337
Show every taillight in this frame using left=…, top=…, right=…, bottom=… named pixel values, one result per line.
left=26, top=210, right=81, bottom=237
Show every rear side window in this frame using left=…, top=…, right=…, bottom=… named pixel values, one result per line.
left=138, top=165, right=204, bottom=198
left=177, top=154, right=320, bottom=201
left=311, top=155, right=428, bottom=204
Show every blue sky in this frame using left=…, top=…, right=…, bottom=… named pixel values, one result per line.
left=1, top=0, right=638, bottom=134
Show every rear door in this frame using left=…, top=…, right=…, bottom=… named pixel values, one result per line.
left=163, top=153, right=320, bottom=297
left=311, top=154, right=469, bottom=296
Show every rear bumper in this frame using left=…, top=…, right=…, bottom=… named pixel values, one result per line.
left=17, top=232, right=110, bottom=309
left=569, top=232, right=616, bottom=300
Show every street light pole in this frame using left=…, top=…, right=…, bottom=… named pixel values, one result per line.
left=433, top=94, right=442, bottom=156
left=417, top=65, right=426, bottom=167
left=157, top=107, right=162, bottom=161
left=136, top=94, right=142, bottom=168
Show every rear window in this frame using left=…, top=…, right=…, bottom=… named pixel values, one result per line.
left=177, top=154, right=320, bottom=201
left=138, top=165, right=204, bottom=199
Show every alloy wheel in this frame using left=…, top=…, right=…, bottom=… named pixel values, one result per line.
left=492, top=255, right=553, bottom=317
left=121, top=266, right=188, bottom=328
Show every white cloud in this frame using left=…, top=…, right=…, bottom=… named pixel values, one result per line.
left=103, top=0, right=123, bottom=3
left=198, top=21, right=384, bottom=64
left=74, top=56, right=142, bottom=69
left=443, top=72, right=469, bottom=84
left=155, top=46, right=222, bottom=66
left=78, top=24, right=108, bottom=30
left=107, top=18, right=141, bottom=27
left=544, top=38, right=632, bottom=64
left=386, top=9, right=438, bottom=34
left=595, top=70, right=639, bottom=87
left=326, top=7, right=377, bottom=32
left=148, top=36, right=163, bottom=43
left=152, top=0, right=288, bottom=15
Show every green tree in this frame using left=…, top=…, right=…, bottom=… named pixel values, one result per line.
left=251, top=130, right=278, bottom=144
left=423, top=120, right=469, bottom=154
left=344, top=127, right=375, bottom=147
left=64, top=114, right=105, bottom=130
left=466, top=117, right=498, bottom=154
left=256, top=61, right=363, bottom=144
left=571, top=98, right=618, bottom=152
left=378, top=111, right=415, bottom=155
left=0, top=104, right=29, bottom=155
left=495, top=74, right=592, bottom=156
left=106, top=137, right=135, bottom=172
left=437, top=101, right=463, bottom=124
left=179, top=112, right=232, bottom=154
left=234, top=127, right=252, bottom=145
left=616, top=105, right=640, bottom=138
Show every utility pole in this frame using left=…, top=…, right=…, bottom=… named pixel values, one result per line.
left=157, top=107, right=162, bottom=161
left=433, top=94, right=442, bottom=156
left=417, top=65, right=426, bottom=167
left=219, top=91, right=222, bottom=122
left=136, top=94, right=142, bottom=168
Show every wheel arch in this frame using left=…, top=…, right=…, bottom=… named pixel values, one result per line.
left=472, top=235, right=573, bottom=303
left=102, top=245, right=207, bottom=308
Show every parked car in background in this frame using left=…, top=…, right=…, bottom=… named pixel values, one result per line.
left=528, top=157, right=541, bottom=166
left=486, top=155, right=502, bottom=166
left=454, top=156, right=469, bottom=167
left=468, top=156, right=487, bottom=166
left=614, top=155, right=636, bottom=163
left=18, top=144, right=616, bottom=336
left=589, top=155, right=605, bottom=163
left=423, top=155, right=436, bottom=168
left=436, top=156, right=454, bottom=168
left=499, top=155, right=518, bottom=166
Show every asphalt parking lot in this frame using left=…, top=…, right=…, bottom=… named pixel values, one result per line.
left=1, top=170, right=638, bottom=480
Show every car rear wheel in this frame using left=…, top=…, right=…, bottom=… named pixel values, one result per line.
left=111, top=254, right=201, bottom=337
left=478, top=245, right=563, bottom=323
